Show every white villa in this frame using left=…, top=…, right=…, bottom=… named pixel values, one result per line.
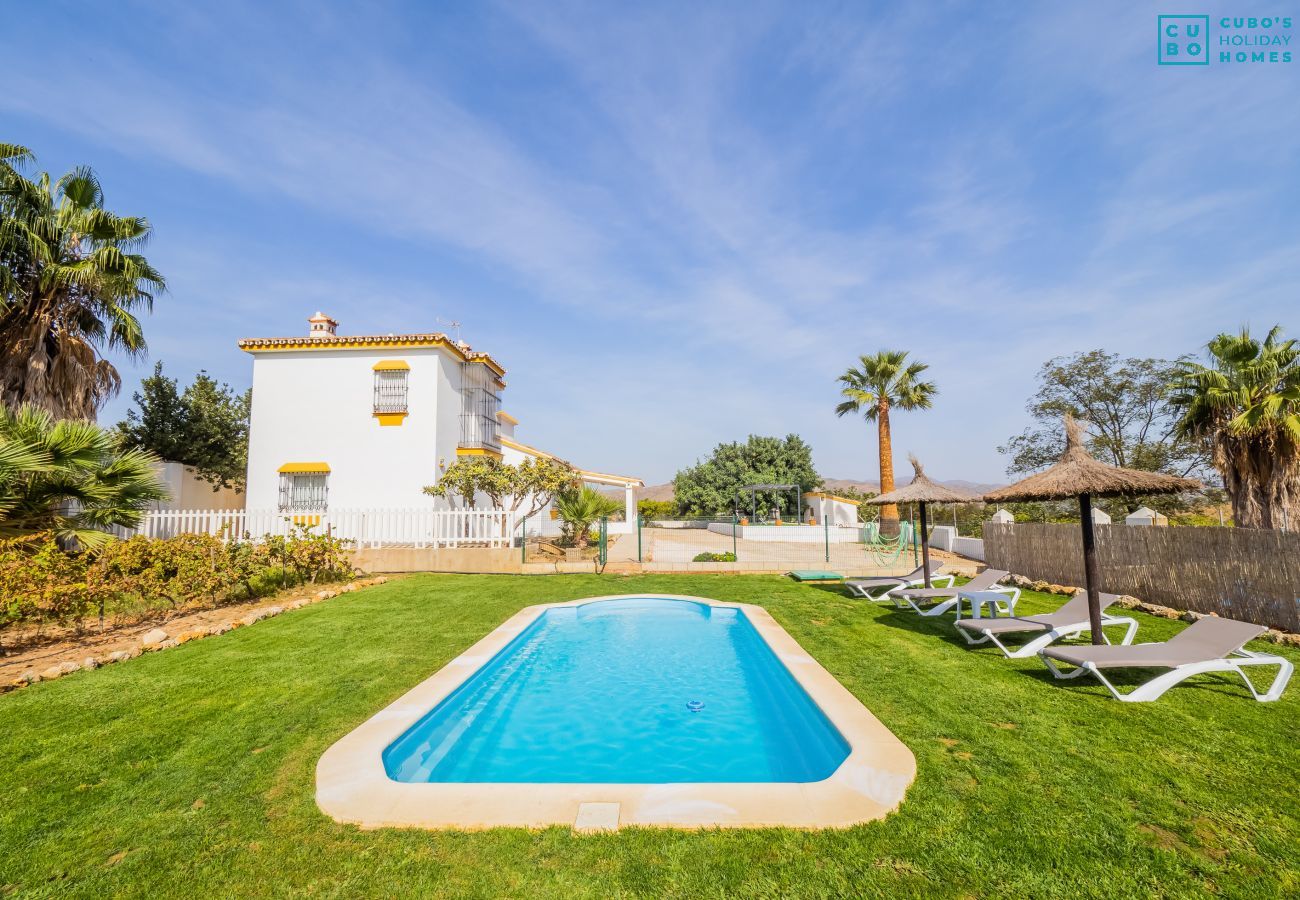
left=240, top=312, right=642, bottom=532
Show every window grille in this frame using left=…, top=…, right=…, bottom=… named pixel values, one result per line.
left=459, top=364, right=501, bottom=451
left=278, top=472, right=329, bottom=511
left=373, top=369, right=409, bottom=414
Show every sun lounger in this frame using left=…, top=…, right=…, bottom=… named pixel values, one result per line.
left=892, top=568, right=1014, bottom=617
left=955, top=592, right=1138, bottom=658
left=1039, top=616, right=1293, bottom=702
left=844, top=562, right=952, bottom=601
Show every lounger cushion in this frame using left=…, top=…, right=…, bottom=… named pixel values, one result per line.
left=844, top=577, right=906, bottom=588
left=957, top=593, right=1122, bottom=636
left=1042, top=617, right=1266, bottom=669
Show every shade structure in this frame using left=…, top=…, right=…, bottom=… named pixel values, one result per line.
left=867, top=456, right=980, bottom=587
left=982, top=415, right=1200, bottom=643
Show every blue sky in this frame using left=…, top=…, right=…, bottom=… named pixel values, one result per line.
left=3, top=1, right=1297, bottom=485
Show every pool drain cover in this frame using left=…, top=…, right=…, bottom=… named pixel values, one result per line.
left=687, top=700, right=705, bottom=712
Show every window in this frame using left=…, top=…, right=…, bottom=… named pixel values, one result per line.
left=373, top=365, right=409, bottom=414
left=278, top=470, right=329, bottom=511
left=459, top=363, right=501, bottom=451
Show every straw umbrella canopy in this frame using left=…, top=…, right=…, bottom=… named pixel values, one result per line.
left=866, top=455, right=979, bottom=587
left=982, top=415, right=1200, bottom=643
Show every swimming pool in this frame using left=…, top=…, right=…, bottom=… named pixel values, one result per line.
left=318, top=594, right=915, bottom=829
left=382, top=597, right=849, bottom=784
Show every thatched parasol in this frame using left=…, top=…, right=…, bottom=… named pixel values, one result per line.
left=982, top=415, right=1200, bottom=643
left=866, top=455, right=979, bottom=587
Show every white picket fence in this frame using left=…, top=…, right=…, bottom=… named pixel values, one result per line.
left=118, top=508, right=519, bottom=549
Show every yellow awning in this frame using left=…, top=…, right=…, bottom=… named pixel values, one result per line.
left=372, top=359, right=410, bottom=371
left=278, top=462, right=331, bottom=473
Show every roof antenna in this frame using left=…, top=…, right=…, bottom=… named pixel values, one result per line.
left=436, top=317, right=462, bottom=343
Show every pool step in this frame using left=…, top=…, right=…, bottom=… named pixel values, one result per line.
left=573, top=802, right=621, bottom=833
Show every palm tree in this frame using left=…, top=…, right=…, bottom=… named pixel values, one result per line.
left=1169, top=326, right=1300, bottom=529
left=835, top=351, right=938, bottom=528
left=0, top=403, right=168, bottom=549
left=1, top=143, right=164, bottom=419
left=553, top=485, right=621, bottom=549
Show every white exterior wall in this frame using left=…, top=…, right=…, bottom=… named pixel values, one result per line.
left=245, top=348, right=463, bottom=510
left=153, top=460, right=244, bottom=510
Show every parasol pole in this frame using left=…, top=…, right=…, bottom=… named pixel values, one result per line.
left=918, top=500, right=932, bottom=588
left=1078, top=492, right=1105, bottom=645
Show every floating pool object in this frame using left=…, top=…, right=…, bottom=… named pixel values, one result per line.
left=687, top=699, right=705, bottom=712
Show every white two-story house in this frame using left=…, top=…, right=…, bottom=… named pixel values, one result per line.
left=240, top=313, right=641, bottom=531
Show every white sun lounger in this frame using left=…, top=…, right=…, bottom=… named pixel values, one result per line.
left=1039, top=616, right=1293, bottom=702
left=844, top=562, right=952, bottom=601
left=955, top=592, right=1138, bottom=658
left=892, top=568, right=1014, bottom=617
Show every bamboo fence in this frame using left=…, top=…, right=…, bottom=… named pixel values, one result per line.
left=983, top=523, right=1300, bottom=631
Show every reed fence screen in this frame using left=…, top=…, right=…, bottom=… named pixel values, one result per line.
left=983, top=523, right=1300, bottom=631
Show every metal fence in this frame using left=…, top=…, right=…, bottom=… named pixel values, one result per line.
left=984, top=522, right=1300, bottom=631
left=630, top=516, right=918, bottom=573
left=118, top=508, right=518, bottom=549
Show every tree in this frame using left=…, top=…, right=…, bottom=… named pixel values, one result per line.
left=999, top=350, right=1209, bottom=481
left=673, top=434, right=820, bottom=517
left=553, top=485, right=620, bottom=548
left=0, top=403, right=167, bottom=549
left=1168, top=326, right=1300, bottom=530
left=835, top=351, right=937, bottom=528
left=117, top=363, right=251, bottom=490
left=1, top=143, right=165, bottom=419
left=422, top=455, right=578, bottom=515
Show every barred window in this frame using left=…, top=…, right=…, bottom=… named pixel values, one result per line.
left=459, top=363, right=501, bottom=451
left=278, top=472, right=329, bottom=511
left=373, top=368, right=409, bottom=414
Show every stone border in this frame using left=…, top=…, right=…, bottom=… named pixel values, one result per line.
left=316, top=593, right=917, bottom=830
left=6, top=577, right=391, bottom=690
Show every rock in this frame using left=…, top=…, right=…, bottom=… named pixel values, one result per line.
left=1031, top=581, right=1051, bottom=593
left=240, top=611, right=266, bottom=627
left=315, top=590, right=332, bottom=600
left=210, top=623, right=232, bottom=635
left=287, top=598, right=309, bottom=610
left=107, top=650, right=134, bottom=663
left=1114, top=595, right=1142, bottom=609
left=14, top=670, right=40, bottom=685
left=40, top=661, right=80, bottom=680
left=175, top=628, right=209, bottom=644
left=1138, top=603, right=1180, bottom=620
left=81, top=657, right=100, bottom=670
left=1180, top=611, right=1205, bottom=623
left=1263, top=630, right=1300, bottom=647
left=262, top=605, right=284, bottom=617
left=140, top=628, right=170, bottom=648
left=157, top=638, right=179, bottom=649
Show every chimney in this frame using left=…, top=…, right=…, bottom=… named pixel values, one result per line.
left=307, top=311, right=338, bottom=338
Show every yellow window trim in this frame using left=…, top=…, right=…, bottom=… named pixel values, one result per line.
left=374, top=412, right=407, bottom=426
left=456, top=447, right=503, bottom=459
left=278, top=462, right=331, bottom=473
left=372, top=359, right=410, bottom=371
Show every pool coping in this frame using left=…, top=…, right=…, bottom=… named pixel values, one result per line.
left=316, top=593, right=916, bottom=830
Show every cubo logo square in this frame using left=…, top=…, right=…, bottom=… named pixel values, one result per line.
left=1159, top=15, right=1211, bottom=64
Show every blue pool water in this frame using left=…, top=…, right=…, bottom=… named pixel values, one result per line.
left=383, top=597, right=850, bottom=783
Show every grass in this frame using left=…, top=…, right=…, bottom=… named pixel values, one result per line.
left=1, top=574, right=1298, bottom=898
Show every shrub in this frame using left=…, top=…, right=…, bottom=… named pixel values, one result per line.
left=637, top=500, right=676, bottom=522
left=692, top=551, right=737, bottom=562
left=0, top=525, right=355, bottom=642
left=0, top=536, right=95, bottom=641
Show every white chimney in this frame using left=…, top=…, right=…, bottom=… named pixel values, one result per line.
left=307, top=311, right=338, bottom=338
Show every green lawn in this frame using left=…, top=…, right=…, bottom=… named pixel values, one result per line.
left=2, top=575, right=1298, bottom=898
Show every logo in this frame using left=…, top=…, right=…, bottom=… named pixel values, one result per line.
left=1159, top=15, right=1210, bottom=64
left=1158, top=15, right=1294, bottom=65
